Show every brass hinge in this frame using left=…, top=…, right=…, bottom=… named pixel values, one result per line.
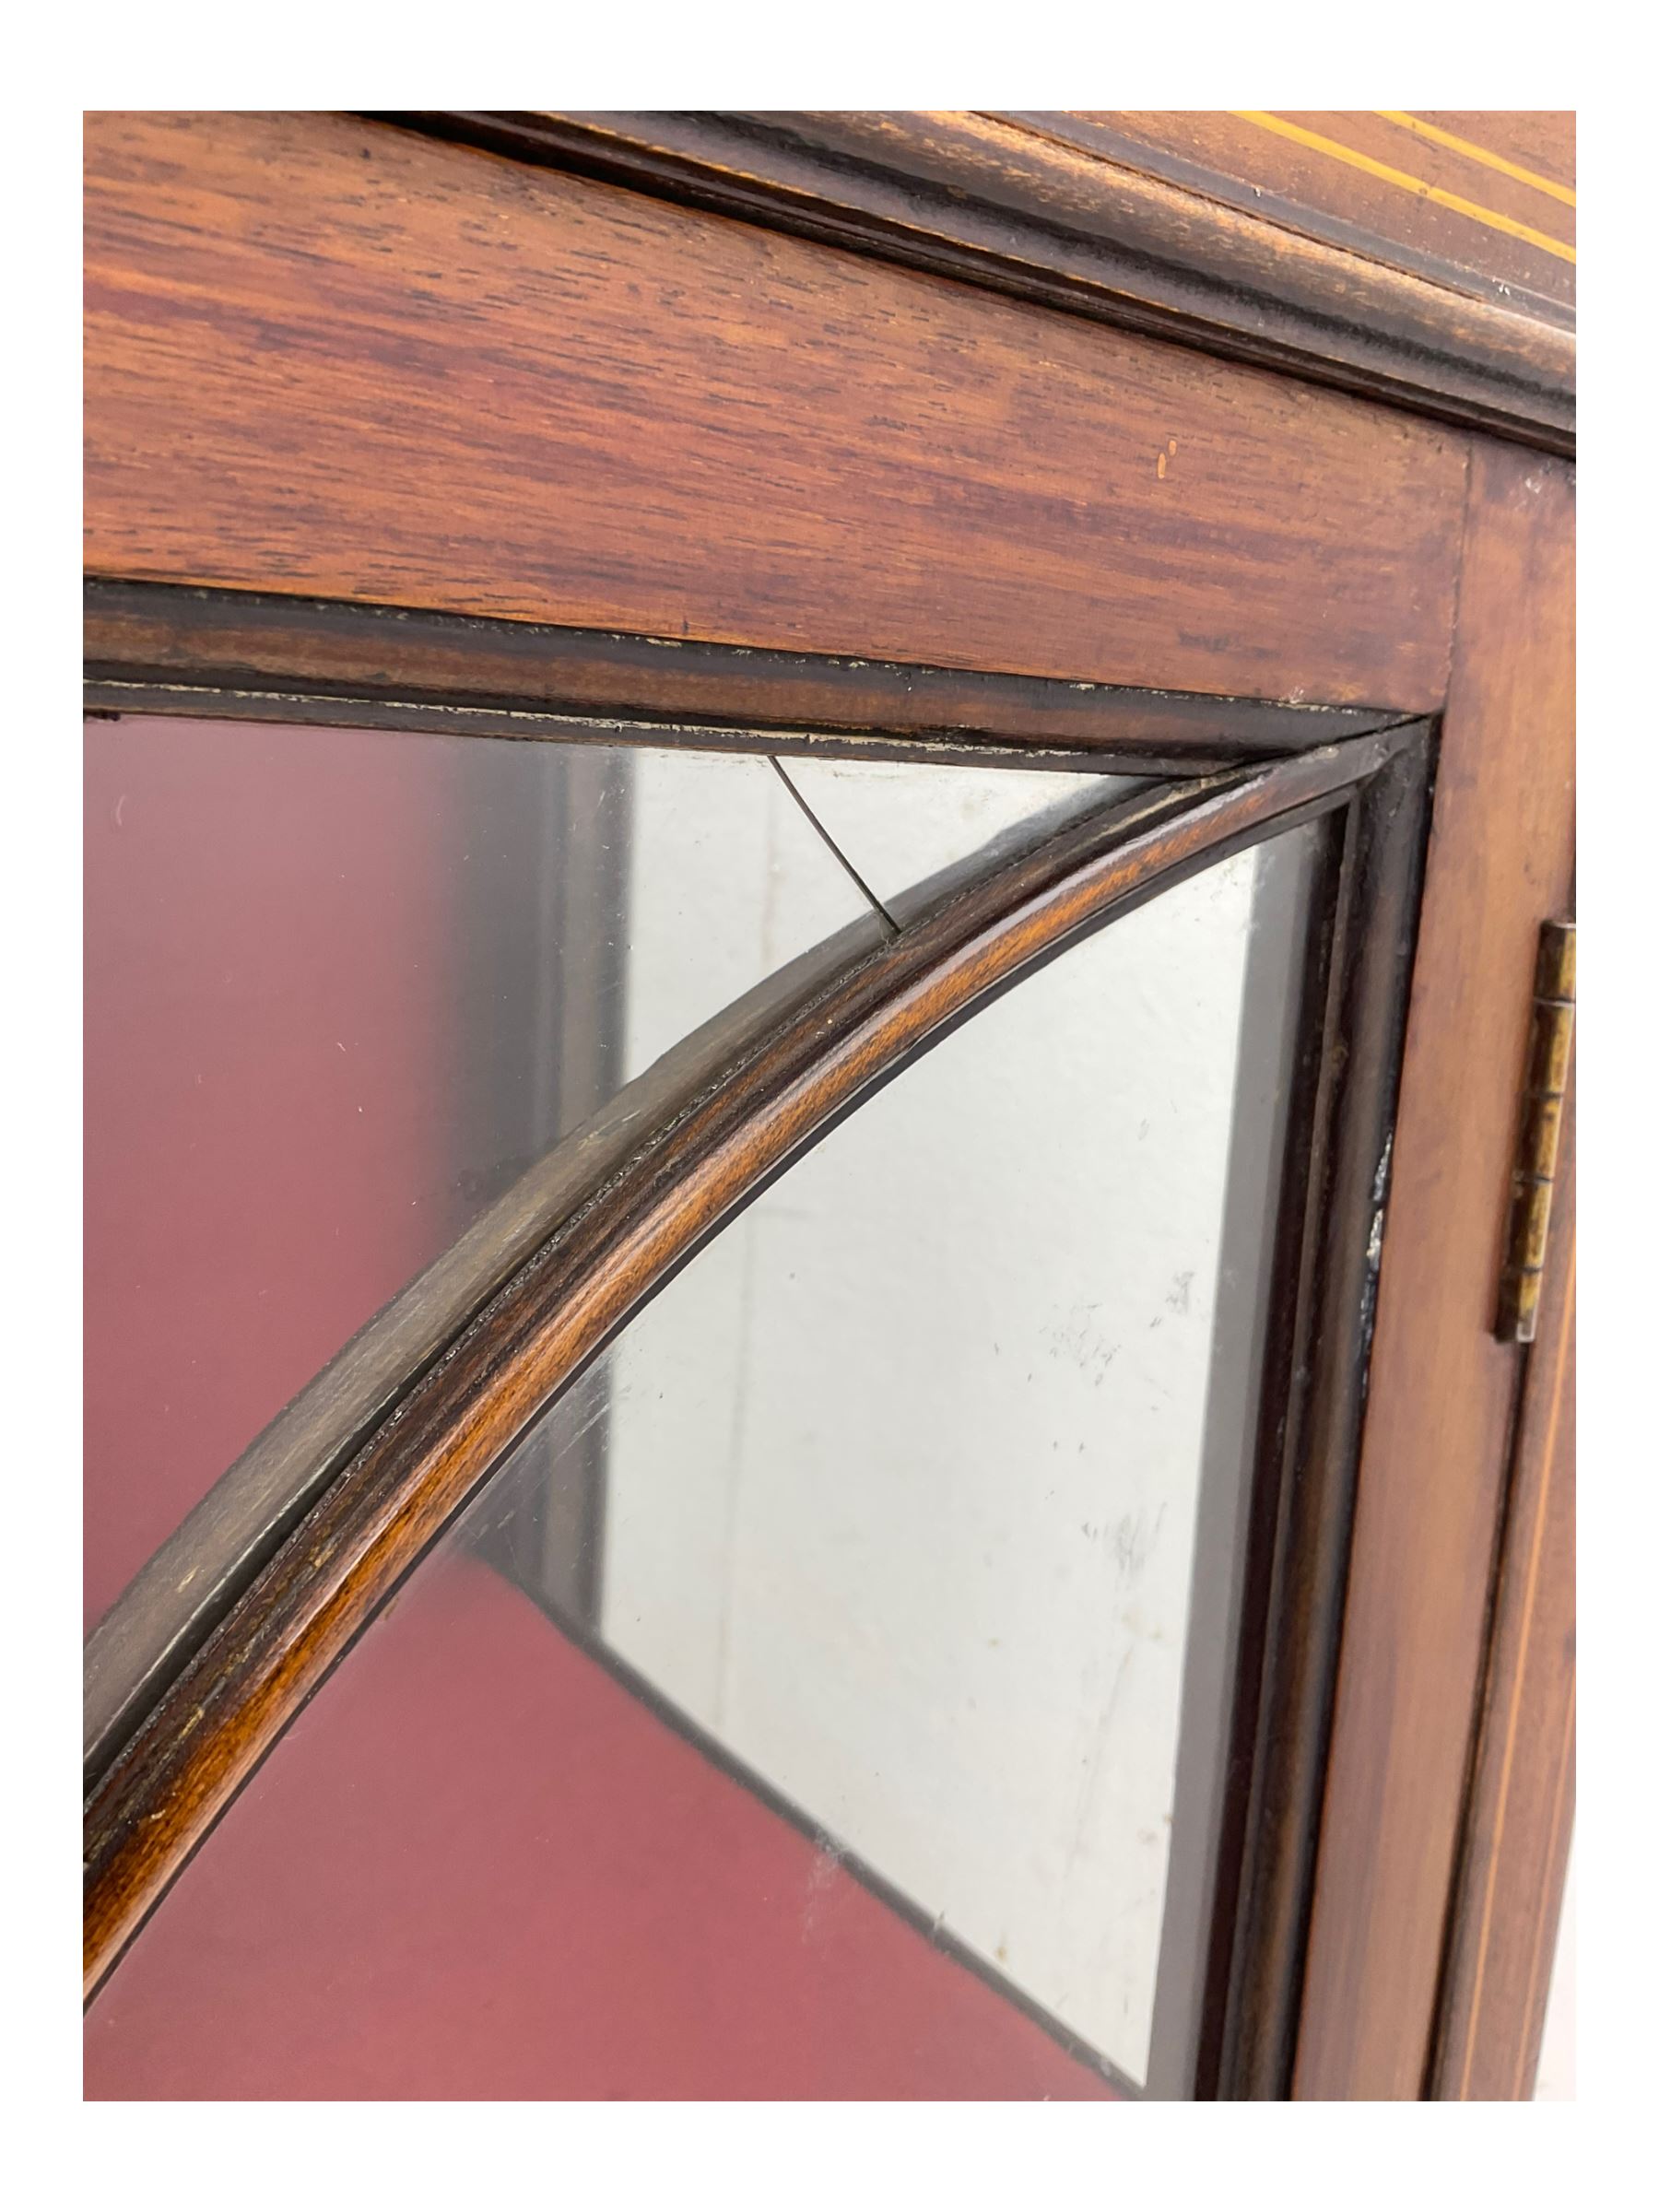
left=1495, top=920, right=1576, bottom=1343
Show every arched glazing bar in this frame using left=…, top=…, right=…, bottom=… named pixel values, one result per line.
left=85, top=717, right=1430, bottom=2098
left=83, top=725, right=1148, bottom=1773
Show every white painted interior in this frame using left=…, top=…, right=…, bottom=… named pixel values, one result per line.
left=779, top=756, right=1138, bottom=915
left=616, top=749, right=865, bottom=1083
left=596, top=759, right=1288, bottom=2087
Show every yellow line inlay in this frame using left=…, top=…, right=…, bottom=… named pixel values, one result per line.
left=1231, top=112, right=1576, bottom=265
left=1376, top=112, right=1576, bottom=209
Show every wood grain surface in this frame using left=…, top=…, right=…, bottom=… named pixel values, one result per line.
left=1041, top=112, right=1574, bottom=316
left=1431, top=1053, right=1576, bottom=2099
left=1214, top=735, right=1432, bottom=2098
left=84, top=111, right=1467, bottom=711
left=81, top=112, right=1578, bottom=2093
left=83, top=579, right=1409, bottom=771
left=424, top=111, right=1572, bottom=453
left=1293, top=441, right=1575, bottom=2099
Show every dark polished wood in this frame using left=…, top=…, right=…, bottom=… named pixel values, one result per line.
left=1025, top=113, right=1573, bottom=317
left=1294, top=442, right=1575, bottom=2100
left=84, top=111, right=1467, bottom=712
left=80, top=110, right=1578, bottom=2099
left=1210, top=735, right=1432, bottom=2097
left=84, top=735, right=1403, bottom=2001
left=84, top=580, right=1409, bottom=776
left=396, top=110, right=1572, bottom=453
left=1431, top=1052, right=1575, bottom=2099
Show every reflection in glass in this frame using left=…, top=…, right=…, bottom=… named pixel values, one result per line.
left=85, top=822, right=1321, bottom=2100
left=510, top=825, right=1317, bottom=2088
left=84, top=721, right=880, bottom=1630
left=775, top=757, right=1142, bottom=922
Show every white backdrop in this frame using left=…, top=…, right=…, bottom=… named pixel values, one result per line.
left=590, top=754, right=1285, bottom=2086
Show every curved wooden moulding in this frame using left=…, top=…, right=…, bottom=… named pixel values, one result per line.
left=79, top=586, right=1406, bottom=1780
left=82, top=906, right=890, bottom=1780
left=83, top=731, right=1408, bottom=2006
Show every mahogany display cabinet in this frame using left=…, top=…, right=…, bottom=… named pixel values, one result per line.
left=82, top=110, right=1576, bottom=2101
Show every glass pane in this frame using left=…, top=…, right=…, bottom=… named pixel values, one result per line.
left=86, top=821, right=1322, bottom=2101
left=84, top=718, right=883, bottom=1633
left=775, top=757, right=1143, bottom=921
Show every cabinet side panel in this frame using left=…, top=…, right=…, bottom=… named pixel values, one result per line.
left=1431, top=1057, right=1576, bottom=2100
left=1294, top=441, right=1574, bottom=2099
